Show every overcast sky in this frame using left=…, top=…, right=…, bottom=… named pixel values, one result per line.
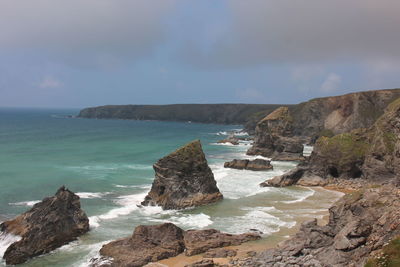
left=1, top=0, right=400, bottom=108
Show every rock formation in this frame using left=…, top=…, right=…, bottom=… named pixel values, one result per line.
left=246, top=107, right=304, bottom=160
left=142, top=140, right=223, bottom=209
left=95, top=223, right=260, bottom=267
left=235, top=185, right=400, bottom=267
left=184, top=229, right=260, bottom=256
left=224, top=159, right=273, bottom=171
left=0, top=186, right=89, bottom=265
left=98, top=223, right=185, bottom=267
left=262, top=97, right=400, bottom=187
left=217, top=136, right=239, bottom=145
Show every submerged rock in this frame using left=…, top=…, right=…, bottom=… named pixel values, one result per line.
left=218, top=136, right=239, bottom=145
left=224, top=159, right=273, bottom=171
left=99, top=223, right=185, bottom=267
left=142, top=140, right=223, bottom=210
left=0, top=186, right=89, bottom=265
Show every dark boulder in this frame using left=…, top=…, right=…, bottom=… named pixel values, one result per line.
left=224, top=159, right=273, bottom=171
left=1, top=186, right=89, bottom=265
left=142, top=140, right=223, bottom=209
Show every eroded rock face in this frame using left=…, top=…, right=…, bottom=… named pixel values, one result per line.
left=99, top=223, right=185, bottom=267
left=95, top=224, right=260, bottom=267
left=236, top=186, right=400, bottom=267
left=224, top=159, right=273, bottom=171
left=217, top=136, right=239, bottom=145
left=142, top=140, right=223, bottom=209
left=0, top=186, right=89, bottom=265
left=246, top=107, right=304, bottom=160
left=184, top=229, right=260, bottom=256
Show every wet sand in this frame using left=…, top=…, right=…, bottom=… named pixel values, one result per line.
left=158, top=187, right=344, bottom=267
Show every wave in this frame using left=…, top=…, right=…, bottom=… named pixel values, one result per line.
left=0, top=232, right=21, bottom=259
left=149, top=213, right=213, bottom=229
left=213, top=130, right=249, bottom=136
left=9, top=200, right=40, bottom=207
left=77, top=192, right=110, bottom=199
left=114, top=184, right=151, bottom=189
left=281, top=187, right=315, bottom=204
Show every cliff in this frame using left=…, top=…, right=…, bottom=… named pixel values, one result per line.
left=248, top=88, right=400, bottom=158
left=78, top=103, right=284, bottom=129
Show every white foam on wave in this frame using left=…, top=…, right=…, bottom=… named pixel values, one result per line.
left=77, top=192, right=110, bottom=199
left=9, top=200, right=40, bottom=207
left=0, top=232, right=21, bottom=258
left=213, top=130, right=249, bottom=136
left=149, top=213, right=213, bottom=229
left=281, top=187, right=315, bottom=204
left=114, top=184, right=151, bottom=189
left=89, top=193, right=147, bottom=228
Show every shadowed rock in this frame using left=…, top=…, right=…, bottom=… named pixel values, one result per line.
left=99, top=223, right=185, bottom=267
left=0, top=186, right=89, bottom=265
left=142, top=140, right=223, bottom=210
left=224, top=159, right=273, bottom=171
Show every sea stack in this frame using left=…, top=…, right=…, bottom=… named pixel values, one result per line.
left=142, top=140, right=223, bottom=209
left=0, top=186, right=89, bottom=265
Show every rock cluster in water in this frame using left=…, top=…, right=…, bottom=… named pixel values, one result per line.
left=224, top=159, right=273, bottom=171
left=141, top=140, right=223, bottom=210
left=0, top=186, right=89, bottom=265
left=93, top=223, right=260, bottom=267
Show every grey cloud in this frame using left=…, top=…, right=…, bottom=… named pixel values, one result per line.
left=0, top=0, right=175, bottom=68
left=180, top=0, right=400, bottom=68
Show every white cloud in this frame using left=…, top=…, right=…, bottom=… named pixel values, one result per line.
left=320, top=73, right=342, bottom=92
left=39, top=76, right=63, bottom=89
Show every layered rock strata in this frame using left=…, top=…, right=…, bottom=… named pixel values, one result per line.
left=0, top=186, right=89, bottom=265
left=142, top=140, right=223, bottom=209
left=224, top=159, right=273, bottom=171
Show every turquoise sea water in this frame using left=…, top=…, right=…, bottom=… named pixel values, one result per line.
left=0, top=108, right=341, bottom=266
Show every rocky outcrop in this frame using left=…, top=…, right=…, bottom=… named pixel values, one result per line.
left=218, top=136, right=239, bottom=145
left=224, top=159, right=273, bottom=171
left=98, top=223, right=185, bottom=267
left=0, top=186, right=89, bottom=265
left=95, top=223, right=260, bottom=267
left=246, top=107, right=304, bottom=160
left=142, top=140, right=223, bottom=209
left=184, top=229, right=261, bottom=256
left=204, top=248, right=237, bottom=258
left=236, top=185, right=400, bottom=267
left=263, top=97, right=400, bottom=187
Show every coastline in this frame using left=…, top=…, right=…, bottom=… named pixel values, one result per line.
left=158, top=187, right=344, bottom=267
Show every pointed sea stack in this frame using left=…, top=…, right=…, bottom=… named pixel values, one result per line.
left=142, top=140, right=223, bottom=209
left=0, top=186, right=89, bottom=265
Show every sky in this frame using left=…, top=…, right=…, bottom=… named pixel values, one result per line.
left=1, top=0, right=400, bottom=108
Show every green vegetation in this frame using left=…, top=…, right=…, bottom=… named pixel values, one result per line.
left=318, top=128, right=335, bottom=138
left=365, top=237, right=400, bottom=267
left=316, top=131, right=370, bottom=167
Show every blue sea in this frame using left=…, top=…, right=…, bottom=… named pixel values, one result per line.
left=0, top=108, right=342, bottom=266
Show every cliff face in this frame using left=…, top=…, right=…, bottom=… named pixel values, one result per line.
left=248, top=89, right=400, bottom=159
left=141, top=140, right=223, bottom=209
left=78, top=104, right=284, bottom=128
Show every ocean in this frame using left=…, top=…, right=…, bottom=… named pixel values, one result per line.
left=0, top=108, right=342, bottom=266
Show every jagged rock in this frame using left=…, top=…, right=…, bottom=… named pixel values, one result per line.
left=99, top=223, right=185, bottom=267
left=204, top=248, right=237, bottom=258
left=184, top=229, right=261, bottom=256
left=224, top=159, right=273, bottom=171
left=0, top=186, right=89, bottom=265
left=218, top=136, right=239, bottom=145
left=141, top=140, right=223, bottom=209
left=236, top=186, right=400, bottom=266
left=247, top=107, right=304, bottom=160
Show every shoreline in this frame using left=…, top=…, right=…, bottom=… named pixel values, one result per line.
left=158, top=186, right=345, bottom=267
